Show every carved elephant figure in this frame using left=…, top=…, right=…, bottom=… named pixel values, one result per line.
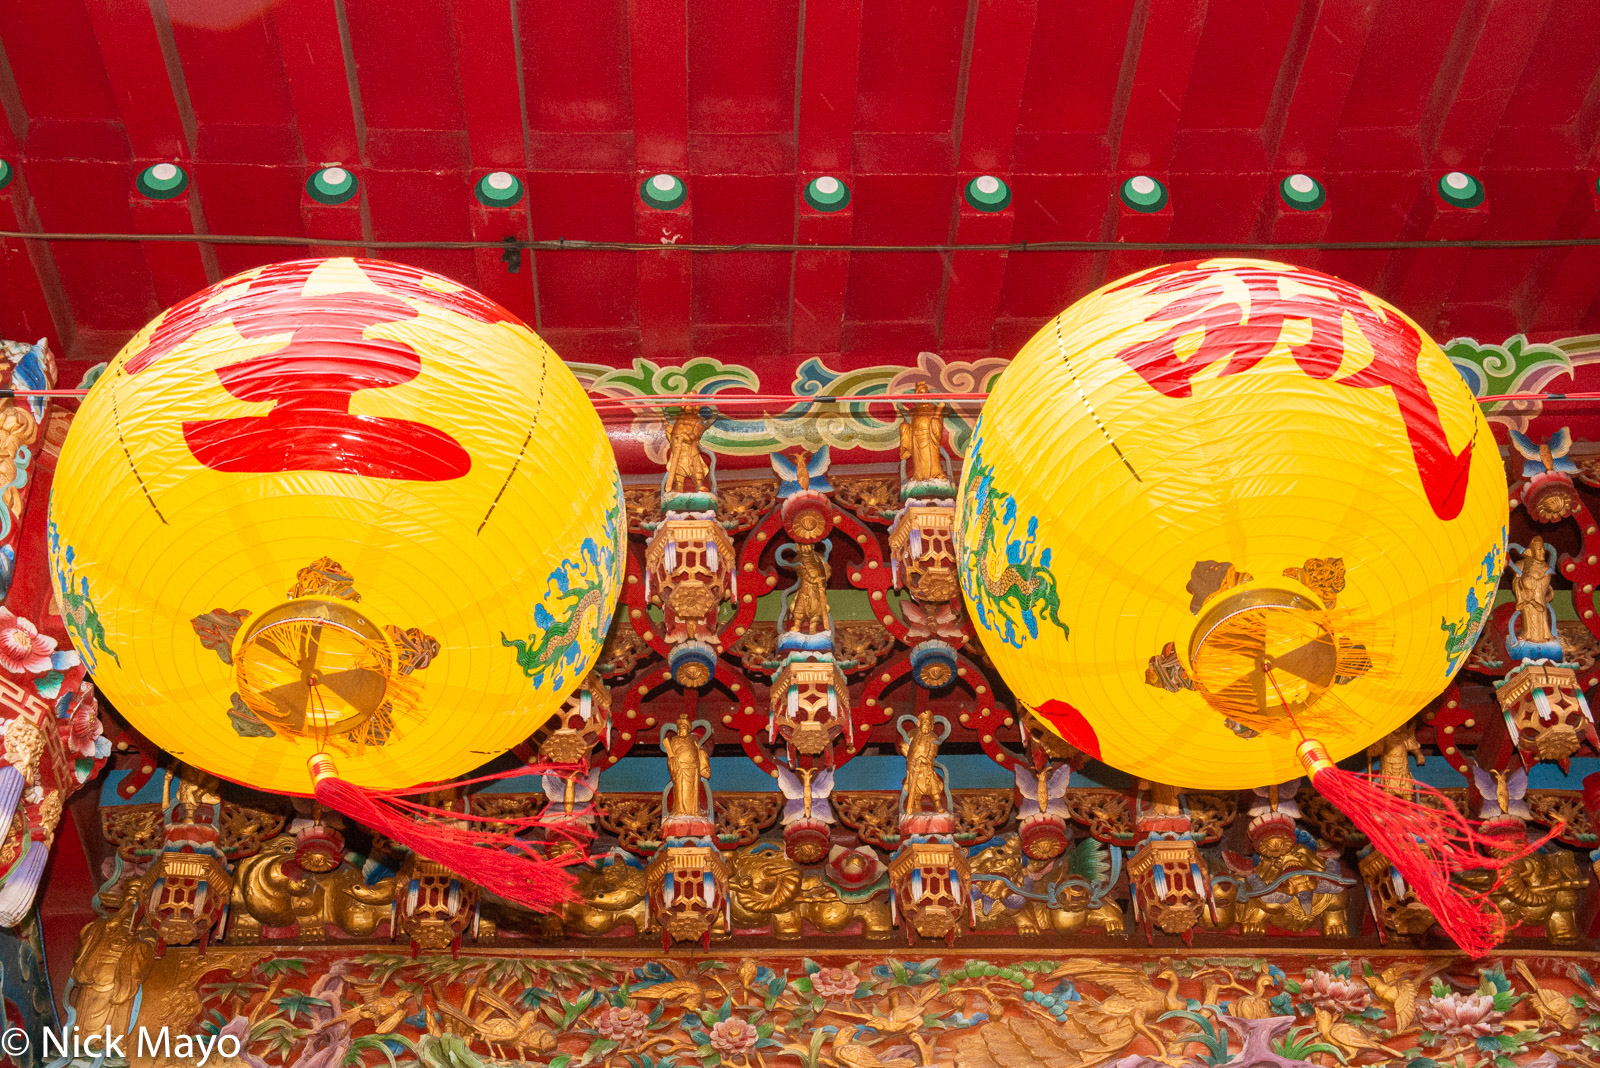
left=229, top=835, right=395, bottom=941
left=970, top=834, right=1125, bottom=936
left=727, top=846, right=894, bottom=940
left=564, top=859, right=650, bottom=936
left=1460, top=848, right=1586, bottom=944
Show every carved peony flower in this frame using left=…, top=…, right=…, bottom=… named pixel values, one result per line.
left=1416, top=992, right=1504, bottom=1037
left=68, top=686, right=105, bottom=757
left=0, top=609, right=54, bottom=675
left=1307, top=970, right=1371, bottom=1014
left=709, top=1017, right=760, bottom=1058
left=825, top=843, right=888, bottom=892
left=811, top=967, right=860, bottom=999
left=592, top=1005, right=649, bottom=1043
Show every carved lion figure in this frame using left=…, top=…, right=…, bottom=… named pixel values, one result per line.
left=564, top=860, right=651, bottom=936
left=970, top=834, right=1124, bottom=936
left=727, top=846, right=893, bottom=940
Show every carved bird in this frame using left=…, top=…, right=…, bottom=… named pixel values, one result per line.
left=1313, top=1007, right=1406, bottom=1062
left=830, top=986, right=943, bottom=1037
left=1044, top=958, right=1183, bottom=1055
left=1513, top=960, right=1581, bottom=1031
left=1229, top=974, right=1279, bottom=1020
left=825, top=1025, right=917, bottom=1068
left=1366, top=959, right=1450, bottom=1033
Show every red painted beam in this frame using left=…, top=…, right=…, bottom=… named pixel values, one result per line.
left=630, top=0, right=690, bottom=359
left=1115, top=0, right=1205, bottom=175
left=274, top=0, right=362, bottom=164
left=941, top=0, right=1036, bottom=352
left=449, top=0, right=527, bottom=170
left=81, top=0, right=189, bottom=161
left=1271, top=0, right=1381, bottom=175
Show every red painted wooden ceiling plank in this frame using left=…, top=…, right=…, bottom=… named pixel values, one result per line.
left=449, top=0, right=527, bottom=171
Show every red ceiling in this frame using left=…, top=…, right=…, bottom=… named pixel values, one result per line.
left=2, top=0, right=1600, bottom=365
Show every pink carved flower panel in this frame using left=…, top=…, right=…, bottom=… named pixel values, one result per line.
left=0, top=609, right=55, bottom=675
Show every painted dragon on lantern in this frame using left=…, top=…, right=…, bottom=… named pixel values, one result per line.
left=956, top=437, right=1067, bottom=650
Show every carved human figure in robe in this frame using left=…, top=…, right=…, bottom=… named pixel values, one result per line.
left=784, top=543, right=832, bottom=634
left=1511, top=536, right=1555, bottom=645
left=70, top=884, right=157, bottom=1037
left=898, top=383, right=948, bottom=484
left=662, top=715, right=711, bottom=820
left=663, top=409, right=712, bottom=496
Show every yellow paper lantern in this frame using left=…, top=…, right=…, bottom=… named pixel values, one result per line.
left=49, top=258, right=625, bottom=800
left=957, top=258, right=1506, bottom=790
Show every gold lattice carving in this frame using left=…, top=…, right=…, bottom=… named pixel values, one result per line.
left=1067, top=789, right=1135, bottom=844
left=103, top=802, right=287, bottom=862
left=954, top=790, right=1014, bottom=843
left=715, top=794, right=783, bottom=846
left=834, top=620, right=897, bottom=673
left=1185, top=793, right=1239, bottom=844
left=594, top=796, right=664, bottom=854
left=832, top=475, right=900, bottom=521
left=597, top=612, right=648, bottom=677
left=623, top=486, right=662, bottom=532
left=730, top=624, right=781, bottom=673
left=718, top=480, right=779, bottom=532
left=834, top=792, right=901, bottom=849
left=1526, top=791, right=1596, bottom=845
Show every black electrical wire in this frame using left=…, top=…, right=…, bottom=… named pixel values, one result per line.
left=7, top=230, right=1600, bottom=253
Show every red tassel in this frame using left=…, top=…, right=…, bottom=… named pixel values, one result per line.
left=310, top=753, right=589, bottom=915
left=1298, top=740, right=1561, bottom=958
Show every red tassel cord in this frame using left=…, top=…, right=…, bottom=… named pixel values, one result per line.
left=310, top=753, right=595, bottom=915
left=1297, top=740, right=1562, bottom=958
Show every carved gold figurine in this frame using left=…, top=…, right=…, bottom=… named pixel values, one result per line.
left=899, top=710, right=950, bottom=818
left=783, top=543, right=833, bottom=635
left=564, top=859, right=650, bottom=936
left=969, top=834, right=1124, bottom=936
left=228, top=835, right=395, bottom=941
left=69, top=880, right=157, bottom=1037
left=898, top=383, right=949, bottom=488
left=663, top=408, right=713, bottom=498
left=662, top=715, right=713, bottom=826
left=1218, top=784, right=1350, bottom=937
left=1367, top=720, right=1424, bottom=795
left=726, top=846, right=894, bottom=940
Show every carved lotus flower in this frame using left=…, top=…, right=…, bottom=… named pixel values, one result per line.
left=592, top=1005, right=649, bottom=1043
left=1307, top=970, right=1371, bottom=1014
left=811, top=967, right=860, bottom=999
left=0, top=609, right=54, bottom=675
left=709, top=1017, right=760, bottom=1057
left=825, top=843, right=888, bottom=893
left=1416, top=992, right=1504, bottom=1037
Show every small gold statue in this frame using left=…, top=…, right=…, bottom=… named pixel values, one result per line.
left=783, top=543, right=832, bottom=634
left=663, top=408, right=713, bottom=497
left=1366, top=720, right=1424, bottom=796
left=69, top=881, right=157, bottom=1037
left=899, top=710, right=949, bottom=816
left=1510, top=536, right=1556, bottom=646
left=898, top=383, right=949, bottom=486
left=662, top=715, right=712, bottom=822
left=564, top=859, right=650, bottom=936
left=228, top=835, right=395, bottom=941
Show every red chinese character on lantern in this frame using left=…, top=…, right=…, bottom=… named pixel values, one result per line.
left=155, top=262, right=472, bottom=482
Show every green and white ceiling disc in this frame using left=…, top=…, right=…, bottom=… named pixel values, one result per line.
left=307, top=166, right=358, bottom=205
left=804, top=175, right=850, bottom=212
left=1119, top=174, right=1167, bottom=212
left=136, top=162, right=189, bottom=200
left=641, top=173, right=687, bottom=210
left=0, top=159, right=11, bottom=192
left=1280, top=173, right=1326, bottom=211
left=964, top=175, right=1011, bottom=212
left=1437, top=170, right=1484, bottom=208
left=475, top=171, right=524, bottom=207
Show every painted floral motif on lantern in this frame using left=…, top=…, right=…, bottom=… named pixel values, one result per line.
left=46, top=519, right=118, bottom=673
left=503, top=478, right=625, bottom=692
left=957, top=436, right=1067, bottom=650
left=1441, top=527, right=1506, bottom=677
